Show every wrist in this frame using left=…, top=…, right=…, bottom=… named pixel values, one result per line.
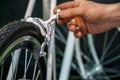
left=106, top=3, right=120, bottom=28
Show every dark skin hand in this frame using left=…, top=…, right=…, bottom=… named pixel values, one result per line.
left=54, top=1, right=120, bottom=38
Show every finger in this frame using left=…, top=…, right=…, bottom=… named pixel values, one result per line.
left=74, top=16, right=87, bottom=34
left=56, top=17, right=72, bottom=24
left=74, top=30, right=83, bottom=38
left=54, top=1, right=80, bottom=14
left=68, top=24, right=77, bottom=32
left=58, top=7, right=81, bottom=19
left=67, top=19, right=77, bottom=32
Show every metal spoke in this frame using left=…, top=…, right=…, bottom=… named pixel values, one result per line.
left=14, top=52, right=20, bottom=80
left=32, top=60, right=38, bottom=80
left=0, top=62, right=4, bottom=80
left=112, top=66, right=120, bottom=70
left=106, top=74, right=120, bottom=78
left=23, top=53, right=33, bottom=78
left=96, top=74, right=110, bottom=80
left=55, top=27, right=66, bottom=44
left=75, top=39, right=87, bottom=79
left=100, top=31, right=118, bottom=62
left=104, top=67, right=120, bottom=74
left=103, top=55, right=120, bottom=65
left=35, top=70, right=41, bottom=80
left=23, top=49, right=28, bottom=79
left=106, top=44, right=120, bottom=58
left=100, top=70, right=111, bottom=80
left=102, top=32, right=108, bottom=53
left=12, top=52, right=14, bottom=80
left=87, top=34, right=100, bottom=65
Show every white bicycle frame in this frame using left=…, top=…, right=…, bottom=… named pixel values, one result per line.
left=6, top=0, right=117, bottom=80
left=42, top=0, right=102, bottom=80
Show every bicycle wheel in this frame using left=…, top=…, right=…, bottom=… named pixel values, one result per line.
left=0, top=21, right=46, bottom=80
left=78, top=28, right=120, bottom=80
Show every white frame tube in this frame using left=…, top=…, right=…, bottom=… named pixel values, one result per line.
left=42, top=0, right=50, bottom=19
left=24, top=0, right=36, bottom=17
left=46, top=0, right=57, bottom=80
left=6, top=50, right=21, bottom=80
left=50, top=1, right=57, bottom=80
left=87, top=34, right=100, bottom=66
left=75, top=39, right=87, bottom=79
left=59, top=32, right=75, bottom=80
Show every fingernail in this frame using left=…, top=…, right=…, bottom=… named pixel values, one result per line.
left=74, top=31, right=83, bottom=38
left=77, top=32, right=83, bottom=38
left=60, top=12, right=66, bottom=18
left=69, top=25, right=76, bottom=32
left=76, top=26, right=80, bottom=30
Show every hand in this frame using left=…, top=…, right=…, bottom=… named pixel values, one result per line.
left=54, top=1, right=118, bottom=38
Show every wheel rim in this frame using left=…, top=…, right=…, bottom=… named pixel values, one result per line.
left=0, top=36, right=46, bottom=80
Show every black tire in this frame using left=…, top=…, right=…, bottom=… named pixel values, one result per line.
left=0, top=21, right=46, bottom=80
